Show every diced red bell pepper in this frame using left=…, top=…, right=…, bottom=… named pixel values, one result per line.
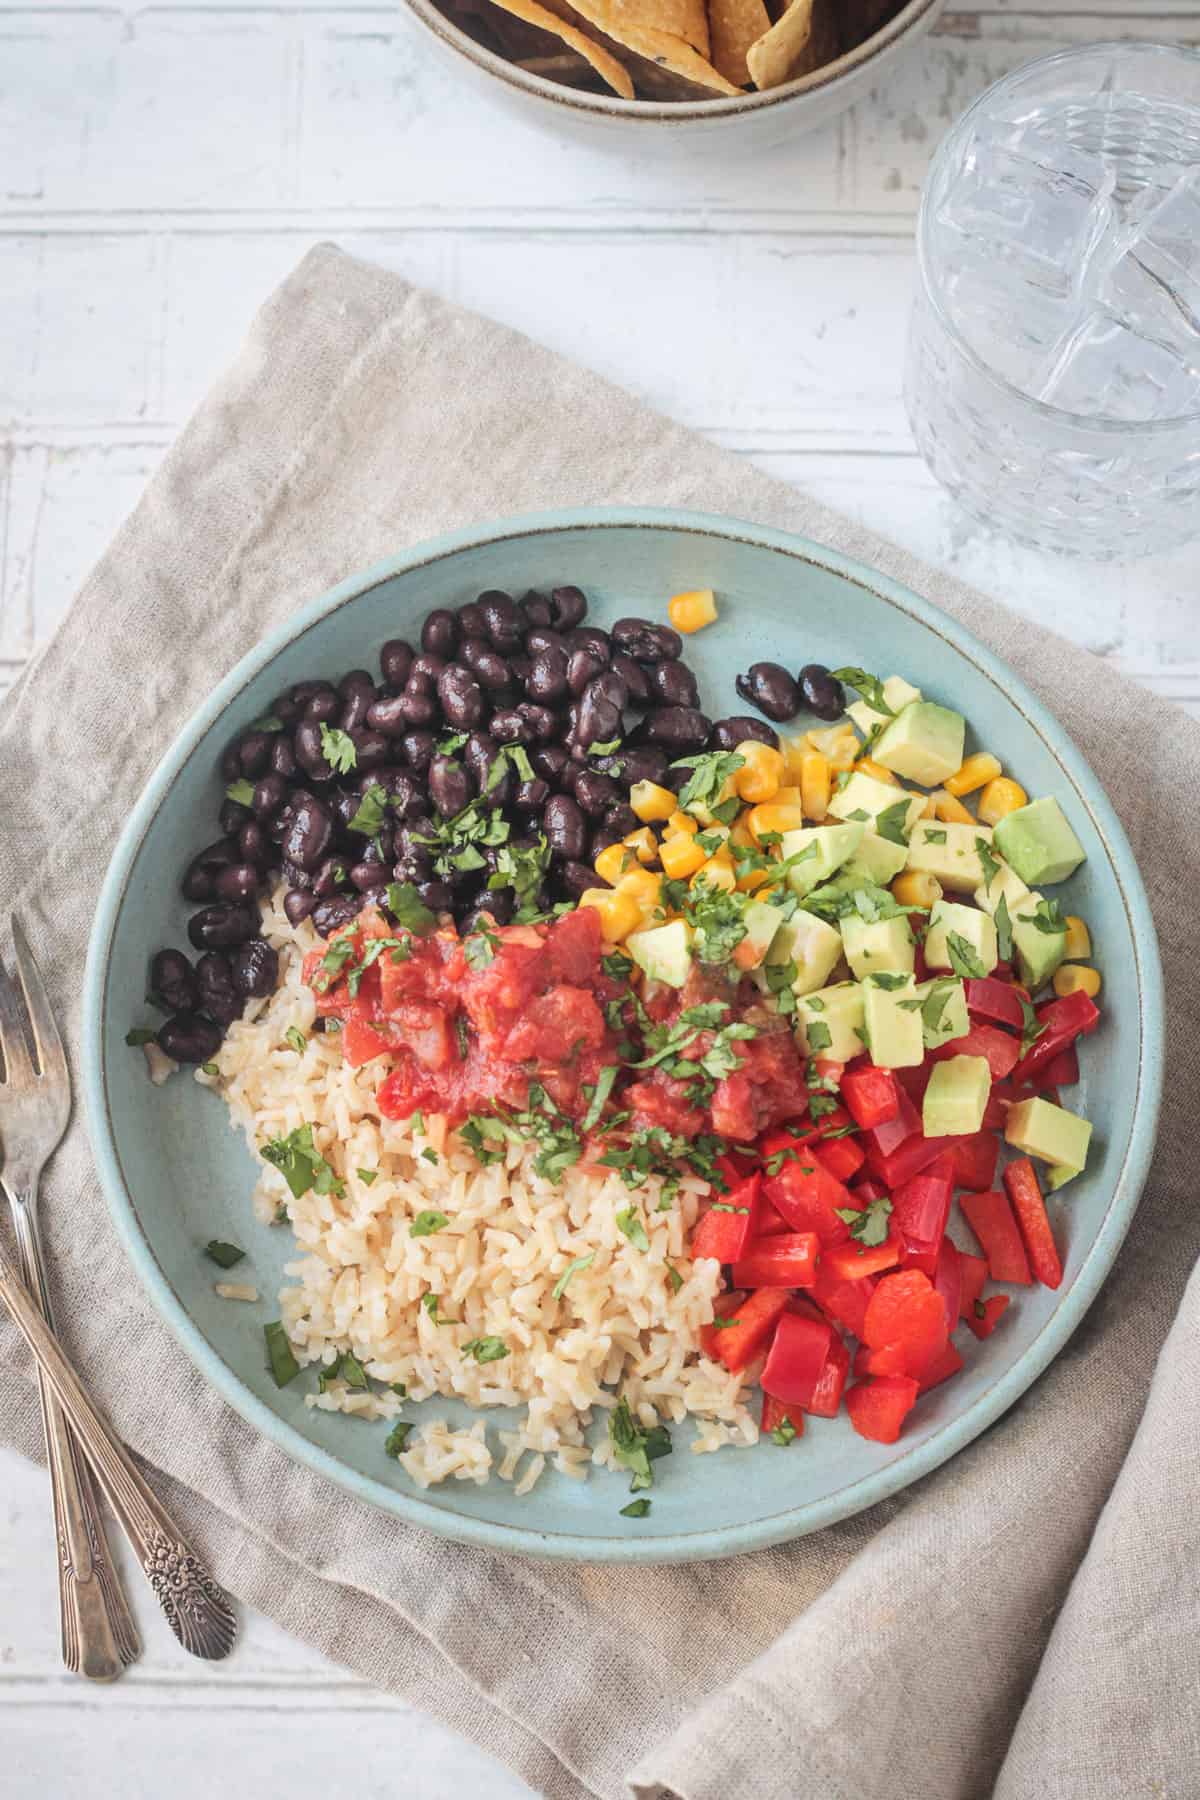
left=702, top=1286, right=792, bottom=1372
left=960, top=1189, right=1032, bottom=1285
left=917, top=1339, right=965, bottom=1392
left=698, top=1289, right=744, bottom=1360
left=821, top=1229, right=906, bottom=1282
left=754, top=1196, right=793, bottom=1237
left=933, top=1237, right=962, bottom=1333
left=862, top=1269, right=949, bottom=1376
left=854, top=1340, right=912, bottom=1377
left=965, top=1293, right=1010, bottom=1339
left=760, top=1311, right=834, bottom=1407
left=964, top=977, right=1025, bottom=1030
left=813, top=1134, right=866, bottom=1184
left=896, top=1062, right=934, bottom=1107
left=982, top=1082, right=1010, bottom=1130
left=862, top=1085, right=921, bottom=1162
left=865, top=1129, right=956, bottom=1191
left=840, top=1065, right=901, bottom=1131
left=1003, top=1157, right=1063, bottom=1289
left=807, top=1331, right=851, bottom=1417
left=1010, top=989, right=1100, bottom=1086
left=950, top=1129, right=1000, bottom=1192
left=901, top=1241, right=939, bottom=1281
left=810, top=1264, right=876, bottom=1338
left=845, top=1376, right=920, bottom=1443
left=958, top=1251, right=988, bottom=1320
left=930, top=1022, right=1020, bottom=1080
left=851, top=1176, right=888, bottom=1203
left=891, top=1151, right=955, bottom=1250
left=715, top=1149, right=759, bottom=1187
left=691, top=1173, right=761, bottom=1264
left=732, top=1231, right=820, bottom=1290
left=765, top=1157, right=853, bottom=1246
left=760, top=1392, right=805, bottom=1440
left=1033, top=1044, right=1079, bottom=1090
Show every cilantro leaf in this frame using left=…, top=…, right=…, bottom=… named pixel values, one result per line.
left=264, top=1321, right=300, bottom=1388
left=829, top=667, right=893, bottom=717
left=806, top=1019, right=833, bottom=1053
left=616, top=1207, right=651, bottom=1252
left=1026, top=897, right=1067, bottom=937
left=384, top=1420, right=413, bottom=1458
left=835, top=1195, right=893, bottom=1247
left=204, top=1240, right=245, bottom=1269
left=925, top=828, right=948, bottom=845
left=994, top=891, right=1014, bottom=963
left=261, top=1123, right=344, bottom=1199
left=620, top=1498, right=651, bottom=1518
left=125, top=1026, right=158, bottom=1046
left=976, top=836, right=1001, bottom=887
left=410, top=1210, right=449, bottom=1237
left=285, top=1025, right=307, bottom=1054
left=921, top=978, right=958, bottom=1036
left=608, top=1396, right=671, bottom=1492
left=770, top=1417, right=798, bottom=1447
left=874, top=799, right=913, bottom=846
left=320, top=724, right=357, bottom=774
left=671, top=750, right=746, bottom=816
left=581, top=1064, right=619, bottom=1134
left=348, top=783, right=389, bottom=837
left=946, top=933, right=988, bottom=979
left=385, top=882, right=438, bottom=933
left=224, top=778, right=255, bottom=807
left=1019, top=995, right=1046, bottom=1058
left=552, top=1253, right=595, bottom=1300
left=463, top=924, right=500, bottom=970
left=461, top=1336, right=509, bottom=1364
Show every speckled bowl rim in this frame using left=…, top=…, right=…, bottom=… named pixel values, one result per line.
left=83, top=506, right=1164, bottom=1564
left=402, top=0, right=944, bottom=124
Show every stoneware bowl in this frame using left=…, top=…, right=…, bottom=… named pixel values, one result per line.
left=83, top=507, right=1163, bottom=1563
left=402, top=0, right=946, bottom=148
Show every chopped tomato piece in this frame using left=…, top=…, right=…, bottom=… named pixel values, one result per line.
left=965, top=1293, right=1011, bottom=1340
left=1003, top=1157, right=1063, bottom=1289
left=704, top=1286, right=792, bottom=1373
left=731, top=1231, right=819, bottom=1290
left=542, top=905, right=603, bottom=984
left=960, top=1189, right=1033, bottom=1285
left=930, top=1022, right=1020, bottom=1080
left=845, top=1376, right=920, bottom=1443
left=840, top=1065, right=901, bottom=1131
left=760, top=1311, right=833, bottom=1408
left=341, top=1016, right=393, bottom=1067
left=691, top=1174, right=760, bottom=1264
left=502, top=985, right=606, bottom=1062
left=625, top=1073, right=706, bottom=1139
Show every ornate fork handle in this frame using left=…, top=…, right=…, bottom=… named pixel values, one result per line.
left=0, top=1244, right=236, bottom=1661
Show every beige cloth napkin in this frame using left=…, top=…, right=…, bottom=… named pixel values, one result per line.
left=2, top=245, right=1198, bottom=1800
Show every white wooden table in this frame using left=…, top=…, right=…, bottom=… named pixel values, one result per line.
left=3, top=3, right=1197, bottom=1793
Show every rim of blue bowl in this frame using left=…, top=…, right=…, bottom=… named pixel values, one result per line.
left=82, top=506, right=1164, bottom=1563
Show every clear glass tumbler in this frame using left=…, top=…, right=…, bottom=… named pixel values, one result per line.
left=904, top=42, right=1200, bottom=559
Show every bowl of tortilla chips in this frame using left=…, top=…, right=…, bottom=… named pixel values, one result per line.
left=403, top=0, right=943, bottom=136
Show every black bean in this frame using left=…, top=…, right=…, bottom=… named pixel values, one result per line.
left=612, top=618, right=682, bottom=663
left=798, top=663, right=846, bottom=720
left=438, top=664, right=485, bottom=729
left=411, top=653, right=447, bottom=686
left=558, top=757, right=581, bottom=796
left=525, top=648, right=570, bottom=704
left=348, top=860, right=384, bottom=892
left=304, top=688, right=341, bottom=724
left=550, top=585, right=587, bottom=629
left=576, top=682, right=622, bottom=749
left=350, top=728, right=390, bottom=770
left=518, top=702, right=559, bottom=742
left=490, top=708, right=529, bottom=745
left=457, top=601, right=487, bottom=638
left=416, top=879, right=454, bottom=913
left=399, top=684, right=438, bottom=728
left=639, top=706, right=711, bottom=751
left=220, top=742, right=243, bottom=783
left=543, top=794, right=587, bottom=862
left=150, top=948, right=198, bottom=1014
left=251, top=772, right=289, bottom=819
left=187, top=904, right=257, bottom=952
left=429, top=754, right=475, bottom=818
left=329, top=791, right=361, bottom=837
left=366, top=691, right=410, bottom=737
left=196, top=950, right=243, bottom=1026
left=182, top=837, right=238, bottom=902
left=219, top=798, right=252, bottom=835
left=338, top=670, right=377, bottom=734
left=709, top=714, right=780, bottom=752
left=238, top=821, right=270, bottom=866
left=377, top=770, right=421, bottom=819
left=566, top=626, right=610, bottom=663
left=158, top=1012, right=224, bottom=1065
left=284, top=889, right=317, bottom=926
left=559, top=860, right=597, bottom=900
left=392, top=852, right=433, bottom=888
left=313, top=895, right=364, bottom=937
left=282, top=796, right=335, bottom=871
left=272, top=694, right=301, bottom=725
left=359, top=884, right=391, bottom=911
left=664, top=765, right=691, bottom=795
left=380, top=639, right=415, bottom=687
left=566, top=647, right=607, bottom=699
left=513, top=777, right=550, bottom=814
left=238, top=730, right=273, bottom=777
left=604, top=746, right=668, bottom=788
left=524, top=626, right=565, bottom=658
left=530, top=744, right=569, bottom=786
left=508, top=653, right=532, bottom=687
left=605, top=802, right=638, bottom=838
left=649, top=660, right=699, bottom=709
left=231, top=937, right=279, bottom=999
left=283, top=858, right=313, bottom=891
left=289, top=680, right=328, bottom=708
left=269, top=735, right=297, bottom=780
left=294, top=719, right=333, bottom=782
left=400, top=730, right=436, bottom=775
left=422, top=609, right=459, bottom=658
left=479, top=590, right=523, bottom=652
left=590, top=822, right=625, bottom=858
left=312, top=855, right=348, bottom=897
left=735, top=662, right=802, bottom=723
left=611, top=652, right=652, bottom=706
left=521, top=589, right=553, bottom=629
left=214, top=863, right=261, bottom=903
left=574, top=769, right=620, bottom=817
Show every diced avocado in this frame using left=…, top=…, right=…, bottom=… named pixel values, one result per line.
left=923, top=1055, right=991, bottom=1137
left=906, top=821, right=995, bottom=893
left=994, top=797, right=1086, bottom=886
left=778, top=823, right=864, bottom=898
left=840, top=914, right=915, bottom=981
left=764, top=911, right=844, bottom=997
left=731, top=898, right=783, bottom=973
left=847, top=674, right=922, bottom=740
left=828, top=772, right=925, bottom=839
left=912, top=976, right=970, bottom=1049
left=796, top=982, right=864, bottom=1062
left=1010, top=892, right=1067, bottom=992
left=626, top=919, right=693, bottom=989
left=1005, top=1096, right=1092, bottom=1171
left=924, top=900, right=998, bottom=975
left=842, top=831, right=909, bottom=887
left=974, top=859, right=1031, bottom=917
left=871, top=701, right=966, bottom=787
left=863, top=975, right=924, bottom=1069
left=1045, top=1162, right=1082, bottom=1191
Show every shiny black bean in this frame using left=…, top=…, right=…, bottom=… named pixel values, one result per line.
left=611, top=618, right=682, bottom=663
left=304, top=688, right=341, bottom=724
left=338, top=670, right=376, bottom=734
left=735, top=662, right=802, bottom=723
left=513, top=777, right=550, bottom=814
left=416, top=879, right=454, bottom=913
left=603, top=746, right=668, bottom=788
left=238, top=730, right=273, bottom=777
left=525, top=648, right=569, bottom=703
left=196, top=951, right=243, bottom=1026
left=612, top=651, right=652, bottom=705
left=214, top=863, right=261, bottom=903
left=543, top=794, right=587, bottom=862
left=530, top=744, right=569, bottom=786
left=380, top=639, right=415, bottom=688
left=464, top=889, right=514, bottom=932
left=187, top=904, right=257, bottom=952
left=576, top=682, right=622, bottom=749
left=284, top=888, right=317, bottom=926
left=429, top=753, right=475, bottom=818
left=272, top=693, right=301, bottom=725
left=708, top=714, right=780, bottom=752
left=489, top=708, right=529, bottom=745
left=438, top=663, right=485, bottom=729
left=411, top=653, right=447, bottom=686
left=150, top=949, right=198, bottom=1014
left=401, top=730, right=436, bottom=775
left=393, top=851, right=433, bottom=887
left=283, top=858, right=313, bottom=890
left=269, top=735, right=297, bottom=780
left=479, top=590, right=523, bottom=653
left=605, top=803, right=638, bottom=838
left=573, top=769, right=620, bottom=817
left=798, top=663, right=846, bottom=721
left=294, top=719, right=333, bottom=781
left=219, top=798, right=252, bottom=835
left=313, top=855, right=348, bottom=897
left=457, top=601, right=487, bottom=638
left=366, top=691, right=410, bottom=737
left=421, top=609, right=459, bottom=658
left=558, top=757, right=581, bottom=796
left=590, top=822, right=625, bottom=858
left=158, top=1012, right=224, bottom=1065
left=639, top=706, right=711, bottom=751
left=566, top=626, right=610, bottom=663
left=550, top=585, right=587, bottom=629
left=524, top=626, right=565, bottom=658
left=377, top=770, right=421, bottom=819
left=399, top=684, right=438, bottom=728
left=282, top=796, right=334, bottom=871
left=350, top=728, right=390, bottom=771
left=471, top=643, right=511, bottom=691
left=559, top=861, right=597, bottom=901
left=649, top=660, right=699, bottom=708
left=348, top=860, right=385, bottom=892
left=238, top=821, right=270, bottom=866
left=462, top=730, right=496, bottom=780
left=313, top=895, right=363, bottom=937
left=508, top=653, right=532, bottom=687
left=518, top=703, right=559, bottom=742
left=521, top=590, right=553, bottom=629
left=566, top=647, right=607, bottom=699
left=360, top=884, right=391, bottom=911
left=289, top=680, right=328, bottom=708
left=330, top=791, right=362, bottom=836
left=231, top=937, right=279, bottom=999
left=182, top=837, right=239, bottom=902
left=220, top=741, right=243, bottom=782
left=251, top=771, right=289, bottom=818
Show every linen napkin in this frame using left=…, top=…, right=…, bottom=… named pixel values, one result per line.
left=2, top=244, right=1197, bottom=1800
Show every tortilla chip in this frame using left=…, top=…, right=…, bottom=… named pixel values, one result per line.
left=707, top=0, right=769, bottom=86
left=746, top=0, right=836, bottom=89
left=486, top=0, right=636, bottom=93
left=567, top=0, right=741, bottom=92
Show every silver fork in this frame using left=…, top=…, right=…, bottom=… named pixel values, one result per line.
left=0, top=919, right=236, bottom=1663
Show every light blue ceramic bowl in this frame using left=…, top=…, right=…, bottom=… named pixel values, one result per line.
left=82, top=508, right=1163, bottom=1562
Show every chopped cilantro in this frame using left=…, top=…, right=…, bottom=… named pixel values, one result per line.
left=460, top=1114, right=511, bottom=1166
left=421, top=1147, right=439, bottom=1166
left=421, top=1292, right=445, bottom=1322
left=410, top=1209, right=448, bottom=1237
left=921, top=978, right=958, bottom=1036
left=590, top=737, right=622, bottom=756
left=437, top=731, right=469, bottom=755
left=620, top=1498, right=651, bottom=1518
left=829, top=667, right=893, bottom=716
left=581, top=1064, right=618, bottom=1133
left=976, top=837, right=1001, bottom=886
left=1026, top=897, right=1067, bottom=936
left=806, top=1019, right=833, bottom=1053
left=608, top=1397, right=671, bottom=1492
left=264, top=1321, right=300, bottom=1388
left=338, top=1352, right=370, bottom=1392
left=463, top=924, right=500, bottom=970
left=994, top=892, right=1014, bottom=963
left=348, top=783, right=389, bottom=837
left=835, top=1195, right=893, bottom=1246
left=601, top=950, right=634, bottom=983
left=204, top=1240, right=245, bottom=1269
left=868, top=971, right=910, bottom=990
left=461, top=1336, right=509, bottom=1364
left=671, top=749, right=746, bottom=817
left=250, top=714, right=284, bottom=732
left=125, top=1027, right=157, bottom=1046
left=665, top=1263, right=683, bottom=1294
left=224, top=777, right=255, bottom=807
left=616, top=1207, right=650, bottom=1251
left=946, top=933, right=988, bottom=979
left=385, top=882, right=438, bottom=933
left=770, top=1417, right=798, bottom=1447
left=319, top=724, right=357, bottom=774
left=357, top=1167, right=378, bottom=1185
left=261, top=1123, right=344, bottom=1199
left=285, top=1026, right=307, bottom=1054
left=552, top=1253, right=595, bottom=1299
left=925, top=827, right=948, bottom=845
left=384, top=1420, right=413, bottom=1459
left=1019, top=995, right=1046, bottom=1058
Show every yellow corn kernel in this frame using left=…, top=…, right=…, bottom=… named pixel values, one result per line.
left=729, top=816, right=757, bottom=850
left=1063, top=915, right=1091, bottom=961
left=775, top=784, right=803, bottom=805
left=807, top=726, right=858, bottom=770
left=733, top=741, right=785, bottom=803
left=782, top=733, right=809, bottom=781
left=691, top=851, right=736, bottom=894
left=920, top=795, right=938, bottom=819
left=854, top=756, right=900, bottom=786
left=630, top=780, right=677, bottom=824
left=945, top=752, right=1003, bottom=797
left=892, top=870, right=943, bottom=910
left=933, top=789, right=975, bottom=825
left=736, top=866, right=771, bottom=895
left=578, top=887, right=643, bottom=942
left=667, top=587, right=717, bottom=634
left=1053, top=964, right=1102, bottom=1000
left=616, top=866, right=662, bottom=910
left=977, top=776, right=1029, bottom=826
left=594, top=842, right=634, bottom=887
left=800, top=751, right=831, bottom=822
left=667, top=809, right=698, bottom=838
left=622, top=826, right=658, bottom=866
left=660, top=834, right=707, bottom=880
left=748, top=802, right=807, bottom=843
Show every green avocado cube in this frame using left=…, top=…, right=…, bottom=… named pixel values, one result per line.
left=847, top=674, right=922, bottom=740
left=923, top=1055, right=992, bottom=1137
left=778, top=823, right=864, bottom=897
left=1045, top=1162, right=1082, bottom=1191
left=732, top=898, right=784, bottom=972
left=974, top=859, right=1031, bottom=917
left=863, top=976, right=924, bottom=1069
left=871, top=701, right=966, bottom=787
left=764, top=911, right=844, bottom=997
left=1004, top=1096, right=1092, bottom=1171
left=912, top=977, right=970, bottom=1049
left=906, top=821, right=995, bottom=893
left=924, top=900, right=998, bottom=975
left=626, top=919, right=693, bottom=989
left=828, top=772, right=926, bottom=840
left=840, top=913, right=915, bottom=981
left=994, top=797, right=1086, bottom=886
left=797, top=982, right=864, bottom=1062
left=842, top=831, right=909, bottom=887
left=1010, top=894, right=1068, bottom=993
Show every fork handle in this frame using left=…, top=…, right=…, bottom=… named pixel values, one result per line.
left=10, top=1197, right=139, bottom=1681
left=0, top=1241, right=236, bottom=1661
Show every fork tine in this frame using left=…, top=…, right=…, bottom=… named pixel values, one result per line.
left=0, top=947, right=36, bottom=1087
left=9, top=918, right=69, bottom=1088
